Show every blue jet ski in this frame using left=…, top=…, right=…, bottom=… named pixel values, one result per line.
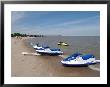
left=30, top=43, right=63, bottom=56
left=30, top=43, right=49, bottom=50
left=36, top=47, right=63, bottom=56
left=61, top=53, right=100, bottom=66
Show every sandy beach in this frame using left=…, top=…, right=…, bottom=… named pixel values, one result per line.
left=11, top=37, right=100, bottom=77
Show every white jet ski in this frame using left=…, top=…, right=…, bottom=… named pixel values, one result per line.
left=36, top=47, right=63, bottom=56
left=61, top=53, right=100, bottom=66
left=30, top=43, right=49, bottom=50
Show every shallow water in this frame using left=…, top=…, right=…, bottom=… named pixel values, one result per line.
left=26, top=36, right=100, bottom=59
left=25, top=36, right=100, bottom=73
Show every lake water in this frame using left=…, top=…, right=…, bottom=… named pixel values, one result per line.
left=27, top=36, right=100, bottom=59
left=24, top=36, right=100, bottom=76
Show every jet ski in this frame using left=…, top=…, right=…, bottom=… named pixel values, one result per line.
left=36, top=47, right=63, bottom=56
left=58, top=42, right=69, bottom=46
left=61, top=53, right=100, bottom=66
left=30, top=43, right=49, bottom=50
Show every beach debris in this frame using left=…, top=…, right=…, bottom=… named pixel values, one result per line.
left=21, top=52, right=41, bottom=56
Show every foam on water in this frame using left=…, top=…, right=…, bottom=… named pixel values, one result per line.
left=88, top=65, right=100, bottom=71
left=58, top=55, right=69, bottom=58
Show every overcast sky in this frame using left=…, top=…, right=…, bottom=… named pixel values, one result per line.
left=11, top=11, right=100, bottom=36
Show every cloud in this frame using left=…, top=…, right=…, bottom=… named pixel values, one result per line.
left=11, top=11, right=26, bottom=23
left=11, top=21, right=99, bottom=36
left=49, top=15, right=99, bottom=27
left=11, top=11, right=29, bottom=33
left=11, top=12, right=99, bottom=36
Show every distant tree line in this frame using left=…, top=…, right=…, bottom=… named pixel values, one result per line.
left=11, top=33, right=44, bottom=37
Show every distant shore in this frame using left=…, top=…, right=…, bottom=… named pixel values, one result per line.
left=11, top=37, right=100, bottom=77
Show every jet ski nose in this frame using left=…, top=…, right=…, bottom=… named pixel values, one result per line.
left=61, top=60, right=64, bottom=63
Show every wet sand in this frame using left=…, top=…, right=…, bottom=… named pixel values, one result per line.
left=11, top=37, right=100, bottom=77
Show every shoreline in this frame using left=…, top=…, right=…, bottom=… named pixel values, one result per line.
left=11, top=37, right=100, bottom=77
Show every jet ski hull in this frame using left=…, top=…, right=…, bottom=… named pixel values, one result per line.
left=37, top=52, right=62, bottom=56
left=62, top=64, right=88, bottom=67
left=61, top=62, right=98, bottom=67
